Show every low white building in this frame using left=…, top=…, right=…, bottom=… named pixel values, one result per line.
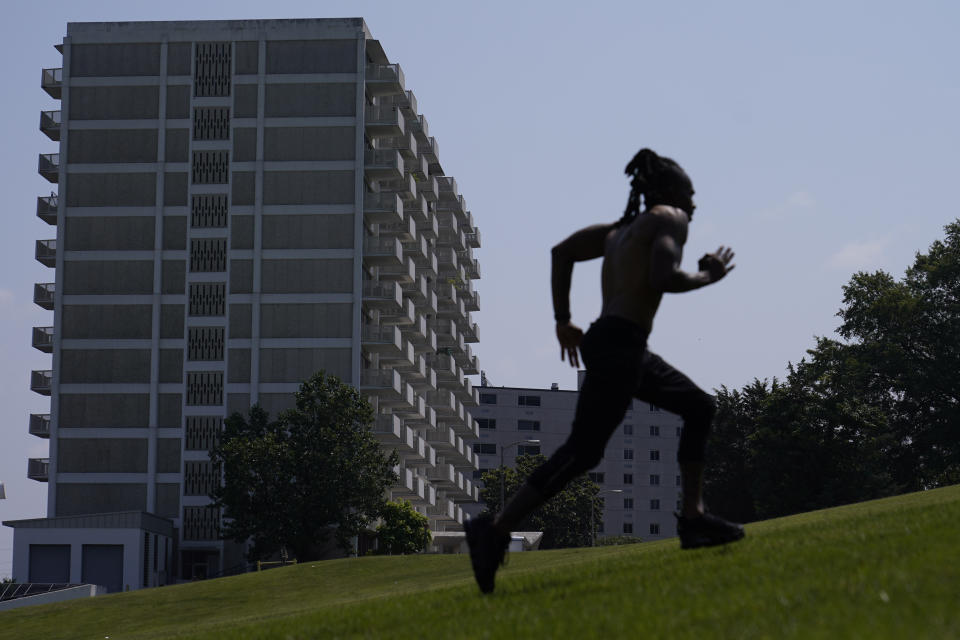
left=467, top=377, right=683, bottom=541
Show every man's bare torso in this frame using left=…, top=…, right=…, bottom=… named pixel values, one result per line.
left=600, top=205, right=689, bottom=332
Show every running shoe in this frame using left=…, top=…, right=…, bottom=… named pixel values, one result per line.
left=676, top=512, right=745, bottom=549
left=464, top=513, right=510, bottom=594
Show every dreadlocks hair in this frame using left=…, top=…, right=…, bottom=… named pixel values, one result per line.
left=618, top=148, right=689, bottom=227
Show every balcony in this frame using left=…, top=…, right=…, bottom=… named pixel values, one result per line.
left=435, top=247, right=459, bottom=275
left=372, top=413, right=403, bottom=444
left=31, top=370, right=53, bottom=396
left=363, top=192, right=404, bottom=226
left=380, top=339, right=415, bottom=367
left=38, top=153, right=59, bottom=183
left=382, top=172, right=417, bottom=203
left=32, top=326, right=54, bottom=353
left=463, top=289, right=480, bottom=313
left=381, top=130, right=418, bottom=162
left=403, top=234, right=429, bottom=264
left=421, top=136, right=440, bottom=165
left=35, top=239, right=56, bottom=267
left=391, top=466, right=416, bottom=499
left=408, top=154, right=429, bottom=182
left=430, top=318, right=458, bottom=346
left=426, top=424, right=457, bottom=453
left=29, top=413, right=51, bottom=438
left=361, top=324, right=403, bottom=355
left=377, top=256, right=416, bottom=283
left=408, top=194, right=428, bottom=223
left=37, top=194, right=58, bottom=225
left=463, top=354, right=480, bottom=376
left=40, top=110, right=61, bottom=141
left=462, top=321, right=479, bottom=343
left=366, top=63, right=405, bottom=97
left=34, top=282, right=55, bottom=310
left=360, top=368, right=402, bottom=395
left=418, top=212, right=439, bottom=241
left=428, top=497, right=456, bottom=521
left=465, top=228, right=482, bottom=248
left=381, top=297, right=416, bottom=326
left=462, top=254, right=481, bottom=279
left=363, top=235, right=404, bottom=267
left=362, top=279, right=403, bottom=310
left=28, top=458, right=50, bottom=482
left=364, top=149, right=404, bottom=182
left=41, top=68, right=62, bottom=99
left=378, top=214, right=416, bottom=243
left=427, top=388, right=458, bottom=416
left=419, top=175, right=438, bottom=202
left=364, top=104, right=404, bottom=138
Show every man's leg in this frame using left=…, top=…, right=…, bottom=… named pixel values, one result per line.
left=634, top=352, right=744, bottom=548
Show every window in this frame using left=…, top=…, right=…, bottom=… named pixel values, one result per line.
left=650, top=499, right=660, bottom=510
left=623, top=498, right=634, bottom=509
left=623, top=523, right=634, bottom=534
left=676, top=475, right=682, bottom=486
left=473, top=443, right=497, bottom=455
left=650, top=474, right=660, bottom=486
left=649, top=425, right=660, bottom=437
left=623, top=449, right=634, bottom=460
left=518, top=395, right=541, bottom=407
left=518, top=419, right=540, bottom=431
left=649, top=403, right=661, bottom=412
left=650, top=450, right=660, bottom=461
left=472, top=469, right=484, bottom=480
left=623, top=473, right=633, bottom=485
left=649, top=523, right=660, bottom=535
left=623, top=424, right=633, bottom=435
left=598, top=522, right=605, bottom=533
left=477, top=418, right=497, bottom=430
left=588, top=472, right=605, bottom=484
left=517, top=444, right=541, bottom=456
left=479, top=393, right=497, bottom=405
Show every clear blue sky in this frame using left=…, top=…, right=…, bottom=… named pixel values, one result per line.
left=2, top=0, right=957, bottom=576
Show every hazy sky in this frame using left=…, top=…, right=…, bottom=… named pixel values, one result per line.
left=1, top=1, right=957, bottom=576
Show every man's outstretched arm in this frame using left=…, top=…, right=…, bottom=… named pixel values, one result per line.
left=649, top=215, right=735, bottom=292
left=551, top=223, right=613, bottom=366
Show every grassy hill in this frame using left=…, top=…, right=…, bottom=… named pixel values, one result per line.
left=3, top=485, right=958, bottom=640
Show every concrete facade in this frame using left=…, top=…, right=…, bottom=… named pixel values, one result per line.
left=469, top=380, right=683, bottom=541
left=15, top=18, right=482, bottom=587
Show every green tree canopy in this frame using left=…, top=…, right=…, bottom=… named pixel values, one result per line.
left=375, top=500, right=431, bottom=555
left=705, top=219, right=960, bottom=520
left=480, top=454, right=602, bottom=549
left=209, top=371, right=399, bottom=562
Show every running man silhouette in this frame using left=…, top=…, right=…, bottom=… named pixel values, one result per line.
left=465, top=148, right=744, bottom=594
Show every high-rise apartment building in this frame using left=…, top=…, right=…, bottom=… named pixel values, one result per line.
left=8, top=18, right=482, bottom=591
left=468, top=380, right=683, bottom=542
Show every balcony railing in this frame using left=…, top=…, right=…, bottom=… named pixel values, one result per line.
left=28, top=458, right=50, bottom=482
left=364, top=104, right=404, bottom=137
left=32, top=326, right=54, bottom=353
left=38, top=153, right=59, bottom=183
left=35, top=239, right=56, bottom=267
left=372, top=414, right=403, bottom=443
left=363, top=149, right=404, bottom=182
left=363, top=192, right=403, bottom=226
left=34, top=282, right=55, bottom=310
left=421, top=136, right=440, bottom=164
left=365, top=63, right=405, bottom=96
left=37, top=194, right=58, bottom=225
left=419, top=175, right=438, bottom=202
left=378, top=214, right=416, bottom=243
left=377, top=256, right=416, bottom=283
left=461, top=254, right=481, bottom=279
left=465, top=229, right=481, bottom=248
left=29, top=413, right=51, bottom=438
left=362, top=235, right=403, bottom=266
left=31, top=370, right=53, bottom=396
left=40, top=110, right=61, bottom=141
left=362, top=279, right=403, bottom=309
left=41, top=68, right=62, bottom=99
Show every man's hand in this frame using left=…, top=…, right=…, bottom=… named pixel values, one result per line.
left=556, top=322, right=584, bottom=368
left=698, top=246, right=736, bottom=283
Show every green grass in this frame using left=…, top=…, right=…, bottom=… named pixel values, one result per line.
left=4, top=485, right=959, bottom=640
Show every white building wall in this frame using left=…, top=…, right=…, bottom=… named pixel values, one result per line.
left=469, top=384, right=683, bottom=541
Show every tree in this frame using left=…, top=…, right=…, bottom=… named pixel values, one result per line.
left=480, top=454, right=602, bottom=549
left=209, top=371, right=399, bottom=562
left=375, top=500, right=431, bottom=555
